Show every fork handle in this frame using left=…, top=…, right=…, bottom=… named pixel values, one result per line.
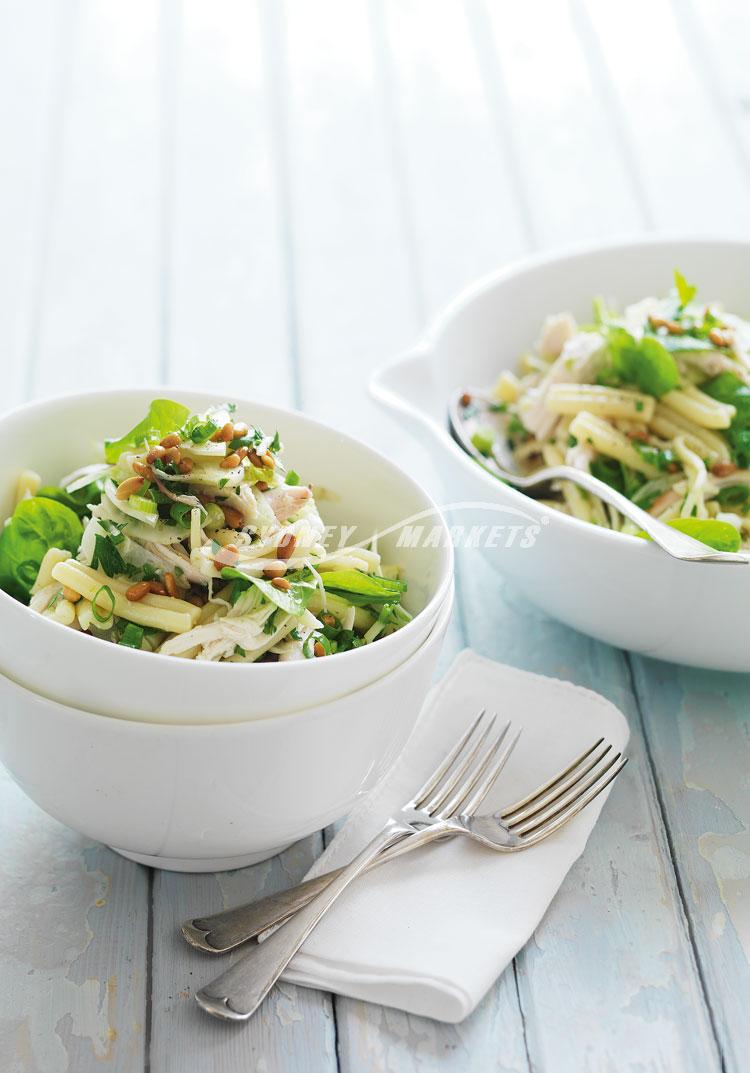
left=183, top=826, right=455, bottom=954
left=195, top=821, right=411, bottom=1021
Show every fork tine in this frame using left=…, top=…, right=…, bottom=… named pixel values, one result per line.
left=502, top=742, right=613, bottom=827
left=518, top=757, right=628, bottom=846
left=499, top=738, right=605, bottom=819
left=421, top=714, right=499, bottom=814
left=450, top=727, right=522, bottom=818
left=511, top=751, right=623, bottom=837
left=437, top=720, right=513, bottom=817
left=410, top=708, right=487, bottom=810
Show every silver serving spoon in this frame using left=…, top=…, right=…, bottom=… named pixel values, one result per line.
left=449, top=389, right=747, bottom=565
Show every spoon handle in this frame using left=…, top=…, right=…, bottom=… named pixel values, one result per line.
left=537, top=463, right=746, bottom=564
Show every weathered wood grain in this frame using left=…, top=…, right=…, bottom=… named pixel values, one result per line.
left=0, top=768, right=148, bottom=1073
left=145, top=4, right=340, bottom=1069
left=28, top=0, right=163, bottom=395
left=165, top=0, right=293, bottom=403
left=1, top=0, right=749, bottom=1070
left=366, top=0, right=725, bottom=1066
left=0, top=0, right=63, bottom=410
left=580, top=0, right=750, bottom=232
left=150, top=836, right=338, bottom=1073
left=458, top=574, right=722, bottom=1072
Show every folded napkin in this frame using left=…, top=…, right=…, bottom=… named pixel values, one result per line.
left=282, top=649, right=630, bottom=1022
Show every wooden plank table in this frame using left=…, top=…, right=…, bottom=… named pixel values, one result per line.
left=1, top=2, right=748, bottom=1070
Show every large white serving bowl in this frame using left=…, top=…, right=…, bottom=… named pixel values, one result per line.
left=0, top=585, right=453, bottom=872
left=372, top=238, right=750, bottom=672
left=0, top=389, right=453, bottom=722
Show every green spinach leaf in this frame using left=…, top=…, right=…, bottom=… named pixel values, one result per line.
left=0, top=497, right=83, bottom=601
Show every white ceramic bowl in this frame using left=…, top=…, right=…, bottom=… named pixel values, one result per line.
left=372, top=237, right=750, bottom=672
left=0, top=389, right=453, bottom=722
left=0, top=585, right=453, bottom=871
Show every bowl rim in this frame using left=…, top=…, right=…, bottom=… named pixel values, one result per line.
left=375, top=234, right=750, bottom=558
left=0, top=583, right=454, bottom=730
left=0, top=386, right=454, bottom=673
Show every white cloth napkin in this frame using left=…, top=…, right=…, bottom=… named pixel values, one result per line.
left=282, top=649, right=630, bottom=1022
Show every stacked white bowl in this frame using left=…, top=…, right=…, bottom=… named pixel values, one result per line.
left=0, top=391, right=454, bottom=871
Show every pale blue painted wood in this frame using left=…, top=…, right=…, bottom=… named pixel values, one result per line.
left=146, top=4, right=343, bottom=1069
left=0, top=768, right=149, bottom=1073
left=1, top=0, right=749, bottom=1070
left=458, top=571, right=721, bottom=1072
left=0, top=0, right=62, bottom=410
left=150, top=836, right=339, bottom=1073
left=352, top=0, right=723, bottom=1067
left=629, top=658, right=750, bottom=1073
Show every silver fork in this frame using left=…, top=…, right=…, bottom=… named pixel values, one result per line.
left=184, top=736, right=620, bottom=955
left=195, top=716, right=627, bottom=1022
left=194, top=709, right=520, bottom=1021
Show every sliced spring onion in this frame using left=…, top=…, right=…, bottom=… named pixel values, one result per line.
left=128, top=494, right=157, bottom=515
left=119, top=622, right=145, bottom=648
left=91, top=584, right=116, bottom=623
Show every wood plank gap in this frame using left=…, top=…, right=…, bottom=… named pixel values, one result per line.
left=144, top=866, right=155, bottom=1073
left=624, top=651, right=728, bottom=1073
left=568, top=0, right=656, bottom=232
left=22, top=1, right=74, bottom=401
left=260, top=0, right=303, bottom=409
left=671, top=0, right=750, bottom=187
left=511, top=960, right=532, bottom=1073
left=368, top=0, right=426, bottom=320
left=158, top=0, right=180, bottom=383
left=466, top=0, right=538, bottom=250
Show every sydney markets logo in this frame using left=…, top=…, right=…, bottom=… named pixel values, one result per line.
left=320, top=501, right=549, bottom=551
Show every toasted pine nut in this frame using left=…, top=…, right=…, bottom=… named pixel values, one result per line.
left=214, top=543, right=239, bottom=571
left=116, top=476, right=145, bottom=500
left=211, top=422, right=234, bottom=443
left=235, top=446, right=249, bottom=461
left=626, top=429, right=650, bottom=442
left=709, top=327, right=732, bottom=348
left=313, top=641, right=326, bottom=658
left=256, top=481, right=270, bottom=492
left=248, top=450, right=264, bottom=468
left=126, top=580, right=152, bottom=602
left=178, top=457, right=194, bottom=474
left=63, top=586, right=82, bottom=603
left=149, top=581, right=167, bottom=596
left=233, top=422, right=249, bottom=437
left=164, top=446, right=182, bottom=464
left=263, top=565, right=286, bottom=579
left=649, top=314, right=684, bottom=335
left=262, top=452, right=275, bottom=469
left=712, top=460, right=738, bottom=477
left=164, top=572, right=178, bottom=597
left=221, top=505, right=244, bottom=529
left=272, top=577, right=291, bottom=591
left=459, top=393, right=472, bottom=408
left=220, top=452, right=241, bottom=469
left=277, top=533, right=296, bottom=560
left=132, top=461, right=151, bottom=478
left=160, top=433, right=181, bottom=448
left=187, top=592, right=207, bottom=607
left=146, top=445, right=167, bottom=463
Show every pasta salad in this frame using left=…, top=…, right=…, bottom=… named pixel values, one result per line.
left=0, top=400, right=410, bottom=661
left=465, top=271, right=750, bottom=550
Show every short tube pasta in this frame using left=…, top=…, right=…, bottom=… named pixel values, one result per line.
left=660, top=383, right=736, bottom=430
left=568, top=412, right=662, bottom=478
left=545, top=384, right=655, bottom=421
